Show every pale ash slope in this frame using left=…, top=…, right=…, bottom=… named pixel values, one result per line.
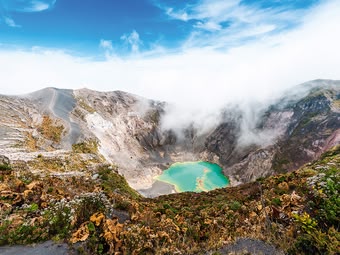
left=0, top=88, right=186, bottom=194
left=27, top=88, right=81, bottom=148
left=73, top=89, right=171, bottom=191
left=0, top=89, right=99, bottom=179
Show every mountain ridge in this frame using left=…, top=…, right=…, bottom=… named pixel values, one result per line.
left=0, top=79, right=339, bottom=195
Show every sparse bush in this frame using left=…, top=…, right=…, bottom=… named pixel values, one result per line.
left=98, top=165, right=140, bottom=199
left=73, top=194, right=108, bottom=228
left=72, top=139, right=98, bottom=154
left=18, top=171, right=36, bottom=185
left=44, top=200, right=73, bottom=239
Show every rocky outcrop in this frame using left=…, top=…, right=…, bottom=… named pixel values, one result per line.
left=204, top=80, right=340, bottom=183
left=0, top=155, right=10, bottom=166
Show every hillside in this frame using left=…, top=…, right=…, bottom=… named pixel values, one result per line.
left=0, top=144, right=339, bottom=254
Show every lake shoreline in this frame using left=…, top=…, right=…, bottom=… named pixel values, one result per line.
left=155, top=161, right=229, bottom=193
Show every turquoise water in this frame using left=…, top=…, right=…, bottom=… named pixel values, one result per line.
left=155, top=161, right=229, bottom=192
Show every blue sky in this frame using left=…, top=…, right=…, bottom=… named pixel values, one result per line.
left=0, top=0, right=319, bottom=56
left=0, top=0, right=339, bottom=120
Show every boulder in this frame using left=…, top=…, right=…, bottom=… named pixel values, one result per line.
left=0, top=155, right=10, bottom=166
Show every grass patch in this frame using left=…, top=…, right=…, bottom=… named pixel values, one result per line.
left=77, top=97, right=96, bottom=113
left=98, top=165, right=140, bottom=200
left=38, top=115, right=64, bottom=143
left=72, top=139, right=98, bottom=154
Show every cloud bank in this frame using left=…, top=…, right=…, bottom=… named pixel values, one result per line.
left=0, top=0, right=339, bottom=135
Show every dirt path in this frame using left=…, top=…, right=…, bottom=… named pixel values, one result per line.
left=28, top=88, right=81, bottom=148
left=216, top=238, right=285, bottom=255
left=0, top=241, right=72, bottom=255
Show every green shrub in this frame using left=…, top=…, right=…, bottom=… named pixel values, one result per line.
left=271, top=197, right=282, bottom=206
left=0, top=220, right=47, bottom=245
left=98, top=165, right=139, bottom=199
left=293, top=212, right=317, bottom=234
left=27, top=203, right=39, bottom=213
left=73, top=195, right=107, bottom=228
left=44, top=202, right=73, bottom=239
left=229, top=201, right=241, bottom=211
left=0, top=164, right=11, bottom=171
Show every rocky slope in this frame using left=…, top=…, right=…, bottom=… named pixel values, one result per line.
left=204, top=79, right=340, bottom=184
left=0, top=80, right=339, bottom=197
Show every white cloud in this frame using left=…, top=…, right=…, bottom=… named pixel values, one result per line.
left=0, top=0, right=56, bottom=27
left=4, top=17, right=20, bottom=27
left=193, top=0, right=241, bottom=20
left=0, top=0, right=339, bottom=132
left=166, top=7, right=189, bottom=21
left=194, top=21, right=221, bottom=31
left=120, top=30, right=143, bottom=54
left=1, top=0, right=56, bottom=12
left=158, top=0, right=310, bottom=49
left=24, top=1, right=51, bottom=12
left=99, top=40, right=113, bottom=51
left=99, top=39, right=114, bottom=58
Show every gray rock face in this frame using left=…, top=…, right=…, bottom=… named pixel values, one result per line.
left=204, top=80, right=340, bottom=182
left=205, top=121, right=240, bottom=166
left=0, top=79, right=339, bottom=195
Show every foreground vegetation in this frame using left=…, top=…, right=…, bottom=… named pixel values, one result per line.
left=0, top=146, right=339, bottom=254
